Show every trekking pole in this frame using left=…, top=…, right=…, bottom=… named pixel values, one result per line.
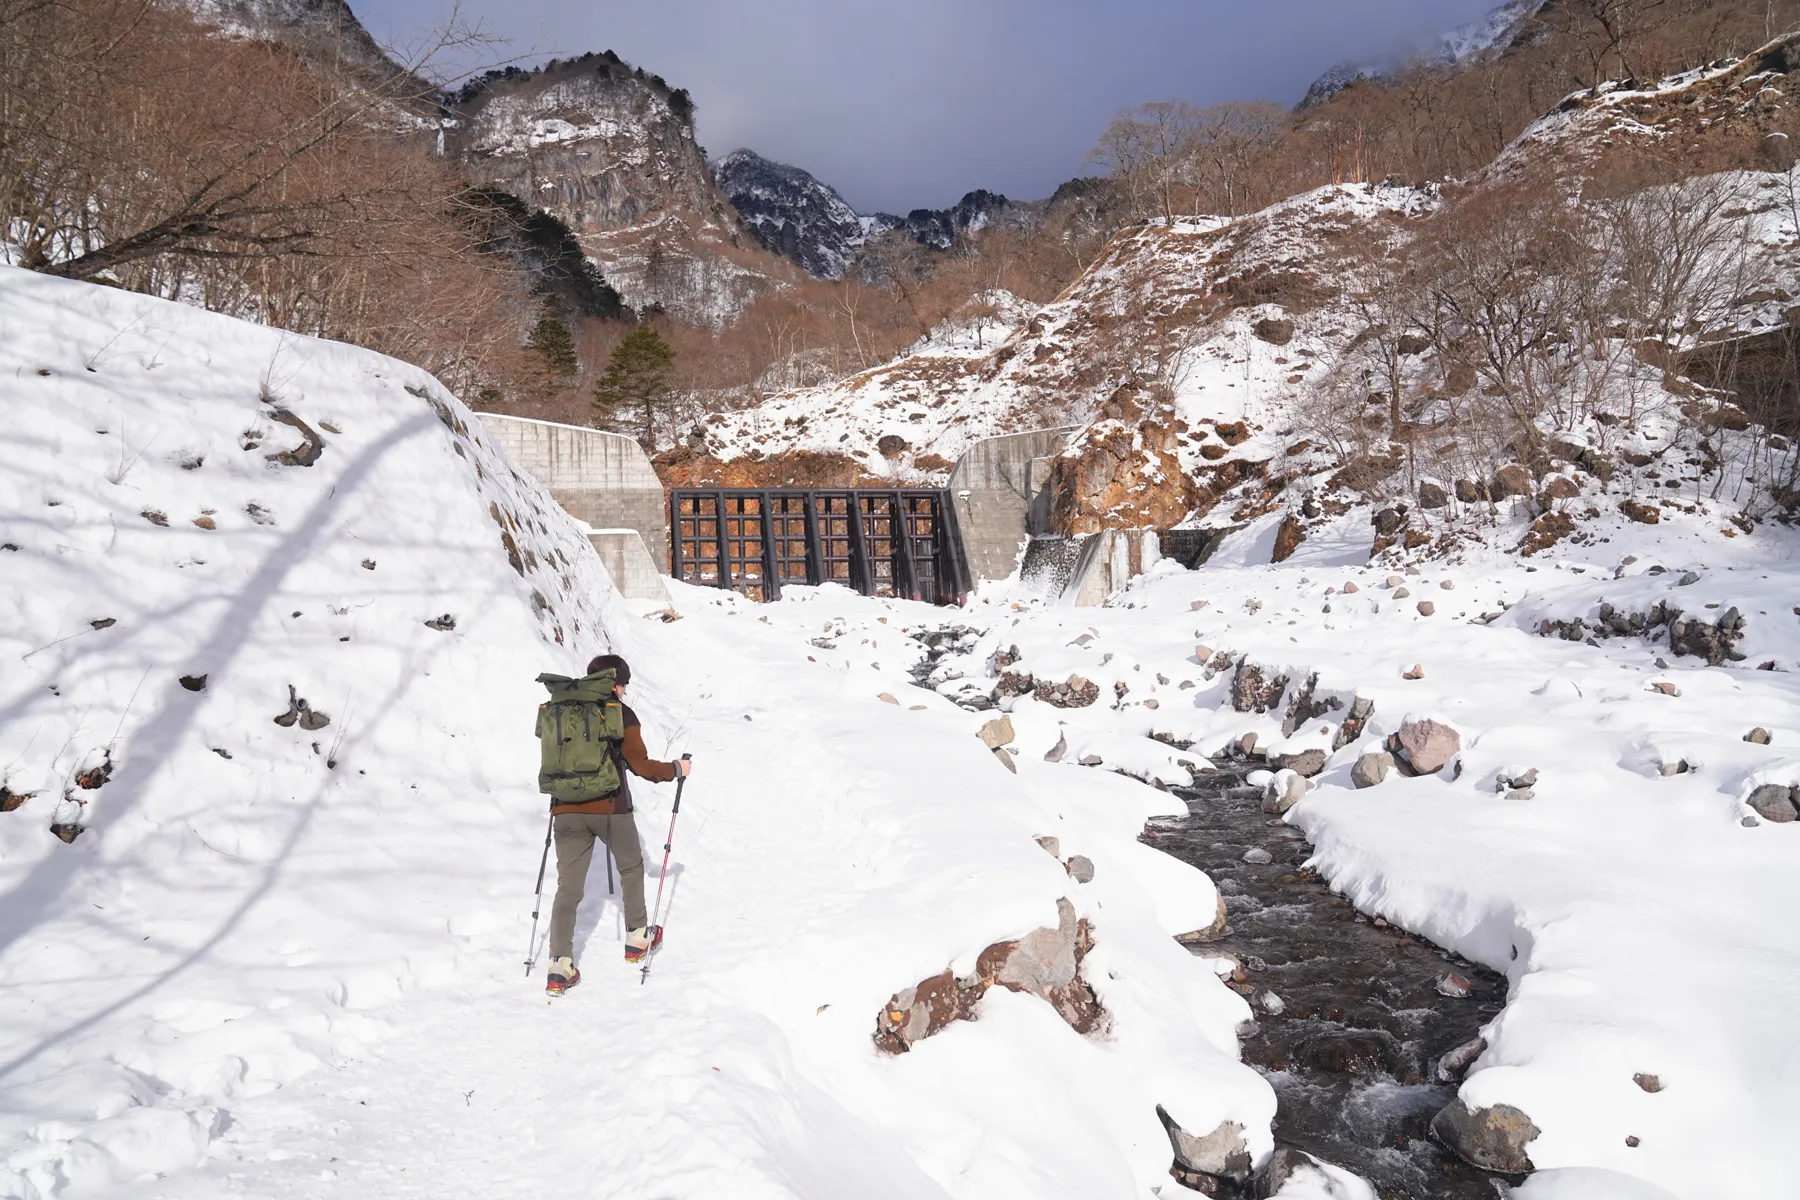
left=523, top=813, right=554, bottom=977
left=641, top=754, right=691, bottom=985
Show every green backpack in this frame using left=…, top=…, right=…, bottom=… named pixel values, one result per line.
left=535, top=668, right=626, bottom=804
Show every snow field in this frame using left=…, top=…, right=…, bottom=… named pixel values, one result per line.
left=0, top=268, right=1272, bottom=1199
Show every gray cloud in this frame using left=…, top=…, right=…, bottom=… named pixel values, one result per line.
left=359, top=0, right=1501, bottom=212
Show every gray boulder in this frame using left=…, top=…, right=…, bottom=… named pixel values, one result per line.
left=1351, top=750, right=1394, bottom=788
left=1747, top=784, right=1798, bottom=823
left=1065, top=855, right=1095, bottom=884
left=1157, top=1107, right=1252, bottom=1182
left=1261, top=769, right=1312, bottom=815
left=1431, top=1099, right=1539, bottom=1173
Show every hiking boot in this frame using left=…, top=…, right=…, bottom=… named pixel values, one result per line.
left=624, top=926, right=663, bottom=963
left=545, top=956, right=580, bottom=996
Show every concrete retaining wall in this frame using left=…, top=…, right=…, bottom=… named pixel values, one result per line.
left=477, top=413, right=670, bottom=572
left=947, top=427, right=1077, bottom=584
left=589, top=530, right=671, bottom=603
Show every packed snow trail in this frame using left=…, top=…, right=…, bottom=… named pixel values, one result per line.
left=0, top=266, right=1267, bottom=1200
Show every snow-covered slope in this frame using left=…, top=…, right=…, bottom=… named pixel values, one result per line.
left=0, top=267, right=1272, bottom=1198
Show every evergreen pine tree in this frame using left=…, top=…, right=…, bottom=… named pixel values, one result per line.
left=592, top=325, right=675, bottom=448
left=527, top=306, right=579, bottom=383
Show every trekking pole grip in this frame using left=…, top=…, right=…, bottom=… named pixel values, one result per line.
left=672, top=753, right=691, bottom=813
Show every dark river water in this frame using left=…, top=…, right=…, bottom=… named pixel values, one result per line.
left=1150, top=764, right=1514, bottom=1199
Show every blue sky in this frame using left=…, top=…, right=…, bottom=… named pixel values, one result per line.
left=359, top=0, right=1502, bottom=212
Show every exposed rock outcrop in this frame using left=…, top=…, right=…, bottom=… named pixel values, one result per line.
left=1431, top=1098, right=1540, bottom=1173
left=1045, top=386, right=1199, bottom=536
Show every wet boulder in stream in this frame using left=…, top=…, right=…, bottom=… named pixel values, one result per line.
left=1260, top=769, right=1312, bottom=815
left=1431, top=1098, right=1540, bottom=1173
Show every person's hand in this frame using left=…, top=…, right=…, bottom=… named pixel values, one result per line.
left=676, top=758, right=693, bottom=778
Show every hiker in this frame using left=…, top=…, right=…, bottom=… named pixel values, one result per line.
left=536, top=654, right=692, bottom=996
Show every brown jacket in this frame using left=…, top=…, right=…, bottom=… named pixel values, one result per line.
left=550, top=703, right=676, bottom=816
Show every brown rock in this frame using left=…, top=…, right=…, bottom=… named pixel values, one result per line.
left=1417, top=601, right=1436, bottom=616
left=1252, top=316, right=1295, bottom=346
left=1272, top=748, right=1328, bottom=777
left=1394, top=718, right=1460, bottom=774
left=1540, top=475, right=1581, bottom=501
left=1431, top=1099, right=1540, bottom=1173
left=1745, top=728, right=1772, bottom=745
left=1341, top=581, right=1359, bottom=594
left=1418, top=480, right=1449, bottom=509
left=192, top=515, right=217, bottom=530
left=876, top=434, right=909, bottom=459
left=1271, top=513, right=1305, bottom=563
left=1650, top=681, right=1680, bottom=697
left=1044, top=731, right=1068, bottom=762
left=1620, top=499, right=1661, bottom=524
left=1402, top=664, right=1424, bottom=680
left=1492, top=464, right=1533, bottom=498
left=1633, top=1072, right=1663, bottom=1093
left=992, top=747, right=1017, bottom=774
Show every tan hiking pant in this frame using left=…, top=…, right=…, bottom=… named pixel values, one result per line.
left=549, top=812, right=646, bottom=961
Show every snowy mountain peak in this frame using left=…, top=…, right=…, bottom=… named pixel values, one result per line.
left=717, top=149, right=1019, bottom=277
left=1301, top=0, right=1544, bottom=106
left=713, top=149, right=867, bottom=279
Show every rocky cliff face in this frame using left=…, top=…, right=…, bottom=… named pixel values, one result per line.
left=715, top=149, right=867, bottom=279
left=717, top=147, right=1034, bottom=278
left=451, top=55, right=796, bottom=327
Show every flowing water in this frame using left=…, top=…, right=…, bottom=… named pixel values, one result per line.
left=908, top=629, right=1514, bottom=1197
left=1152, top=762, right=1514, bottom=1199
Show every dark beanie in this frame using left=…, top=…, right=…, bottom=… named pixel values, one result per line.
left=586, top=654, right=630, bottom=685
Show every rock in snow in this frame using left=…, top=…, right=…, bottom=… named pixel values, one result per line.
left=1352, top=751, right=1395, bottom=788
left=1392, top=718, right=1462, bottom=775
left=1746, top=784, right=1799, bottom=823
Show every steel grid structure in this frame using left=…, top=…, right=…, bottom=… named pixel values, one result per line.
left=668, top=488, right=972, bottom=605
